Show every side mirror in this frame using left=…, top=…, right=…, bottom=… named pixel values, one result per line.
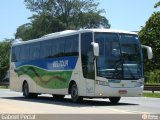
left=141, top=45, right=153, bottom=59
left=91, top=42, right=99, bottom=57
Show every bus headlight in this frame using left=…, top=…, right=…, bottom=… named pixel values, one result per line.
left=96, top=80, right=109, bottom=86
left=135, top=82, right=143, bottom=87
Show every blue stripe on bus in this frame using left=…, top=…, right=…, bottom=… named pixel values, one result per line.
left=15, top=56, right=78, bottom=71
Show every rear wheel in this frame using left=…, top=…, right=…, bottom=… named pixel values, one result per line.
left=71, top=84, right=83, bottom=102
left=109, top=97, right=121, bottom=104
left=52, top=94, right=65, bottom=100
left=23, top=82, right=30, bottom=98
left=23, top=82, right=38, bottom=98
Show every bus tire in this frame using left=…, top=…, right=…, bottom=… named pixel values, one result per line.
left=52, top=95, right=65, bottom=100
left=71, top=83, right=83, bottom=102
left=23, top=82, right=30, bottom=98
left=23, top=82, right=38, bottom=98
left=109, top=97, right=121, bottom=104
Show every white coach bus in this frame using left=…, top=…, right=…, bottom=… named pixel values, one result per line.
left=10, top=29, right=153, bottom=103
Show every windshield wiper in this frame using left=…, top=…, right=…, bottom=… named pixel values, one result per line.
left=122, top=52, right=138, bottom=79
left=113, top=55, right=137, bottom=79
left=112, top=59, right=123, bottom=79
left=123, top=51, right=142, bottom=79
left=123, top=64, right=136, bottom=79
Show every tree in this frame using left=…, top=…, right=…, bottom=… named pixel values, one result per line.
left=15, top=23, right=33, bottom=41
left=0, top=39, right=13, bottom=81
left=15, top=0, right=110, bottom=40
left=15, top=14, right=66, bottom=41
left=139, top=2, right=160, bottom=71
left=154, top=1, right=160, bottom=8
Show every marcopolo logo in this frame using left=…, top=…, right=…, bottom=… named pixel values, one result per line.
left=142, top=114, right=148, bottom=120
left=142, top=114, right=159, bottom=120
left=53, top=60, right=69, bottom=68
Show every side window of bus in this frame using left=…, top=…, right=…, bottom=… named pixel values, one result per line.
left=14, top=46, right=21, bottom=62
left=65, top=35, right=79, bottom=56
left=40, top=40, right=52, bottom=58
left=54, top=38, right=65, bottom=57
left=30, top=43, right=40, bottom=60
left=19, top=45, right=30, bottom=61
left=11, top=47, right=16, bottom=62
left=51, top=39, right=57, bottom=57
left=81, top=32, right=95, bottom=79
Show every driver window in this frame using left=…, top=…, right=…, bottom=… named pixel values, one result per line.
left=81, top=32, right=95, bottom=79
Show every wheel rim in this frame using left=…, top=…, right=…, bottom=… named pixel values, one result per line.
left=24, top=83, right=28, bottom=97
left=71, top=85, right=78, bottom=99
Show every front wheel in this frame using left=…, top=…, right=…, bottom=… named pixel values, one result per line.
left=109, top=97, right=121, bottom=104
left=23, top=82, right=38, bottom=98
left=71, top=84, right=83, bottom=102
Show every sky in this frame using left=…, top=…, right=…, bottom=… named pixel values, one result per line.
left=0, top=0, right=159, bottom=40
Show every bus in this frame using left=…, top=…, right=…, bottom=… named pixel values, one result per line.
left=10, top=29, right=153, bottom=103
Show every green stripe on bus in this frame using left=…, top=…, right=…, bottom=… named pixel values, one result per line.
left=16, top=66, right=72, bottom=89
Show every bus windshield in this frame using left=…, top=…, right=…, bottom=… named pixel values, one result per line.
left=95, top=32, right=143, bottom=80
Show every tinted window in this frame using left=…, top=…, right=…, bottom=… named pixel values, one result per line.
left=30, top=43, right=40, bottom=60
left=11, top=46, right=16, bottom=62
left=55, top=38, right=65, bottom=57
left=65, top=35, right=79, bottom=56
left=12, top=34, right=79, bottom=62
left=95, top=33, right=121, bottom=78
left=95, top=33, right=143, bottom=79
left=40, top=40, right=53, bottom=58
left=14, top=46, right=21, bottom=62
left=19, top=45, right=30, bottom=61
left=81, top=32, right=95, bottom=79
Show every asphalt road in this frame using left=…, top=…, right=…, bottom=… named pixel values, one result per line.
left=0, top=89, right=160, bottom=120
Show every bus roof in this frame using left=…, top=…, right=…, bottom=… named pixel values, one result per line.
left=12, top=29, right=137, bottom=46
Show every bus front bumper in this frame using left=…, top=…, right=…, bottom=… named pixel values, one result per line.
left=94, top=85, right=144, bottom=97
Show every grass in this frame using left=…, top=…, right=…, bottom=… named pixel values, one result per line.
left=0, top=86, right=8, bottom=89
left=143, top=92, right=160, bottom=98
left=145, top=83, right=160, bottom=85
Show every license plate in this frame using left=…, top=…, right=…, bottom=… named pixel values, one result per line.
left=119, top=90, right=127, bottom=94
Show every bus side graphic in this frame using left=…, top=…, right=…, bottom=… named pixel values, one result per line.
left=14, top=56, right=78, bottom=89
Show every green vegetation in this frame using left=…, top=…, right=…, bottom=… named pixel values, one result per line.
left=154, top=1, right=160, bottom=8
left=0, top=40, right=13, bottom=82
left=139, top=2, right=160, bottom=85
left=0, top=85, right=8, bottom=89
left=143, top=92, right=160, bottom=98
left=145, top=83, right=160, bottom=85
left=15, top=0, right=110, bottom=41
left=144, top=70, right=160, bottom=85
